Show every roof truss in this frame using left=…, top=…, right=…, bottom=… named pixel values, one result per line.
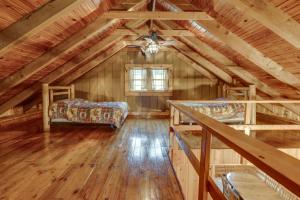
left=0, top=0, right=300, bottom=116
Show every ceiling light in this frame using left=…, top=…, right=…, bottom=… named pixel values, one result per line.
left=146, top=43, right=160, bottom=55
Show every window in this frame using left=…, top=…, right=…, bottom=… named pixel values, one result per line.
left=130, top=68, right=147, bottom=91
left=125, top=64, right=173, bottom=96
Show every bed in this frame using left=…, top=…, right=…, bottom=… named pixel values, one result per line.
left=42, top=84, right=128, bottom=131
left=49, top=99, right=128, bottom=128
left=170, top=85, right=257, bottom=136
left=180, top=99, right=245, bottom=124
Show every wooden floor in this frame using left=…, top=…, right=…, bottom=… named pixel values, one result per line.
left=0, top=119, right=184, bottom=200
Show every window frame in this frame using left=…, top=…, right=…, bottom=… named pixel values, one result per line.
left=125, top=64, right=173, bottom=96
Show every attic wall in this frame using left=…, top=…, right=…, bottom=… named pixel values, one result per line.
left=73, top=49, right=223, bottom=113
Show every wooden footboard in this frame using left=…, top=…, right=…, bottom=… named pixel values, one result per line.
left=42, top=84, right=75, bottom=132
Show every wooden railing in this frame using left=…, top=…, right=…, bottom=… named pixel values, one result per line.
left=168, top=100, right=300, bottom=200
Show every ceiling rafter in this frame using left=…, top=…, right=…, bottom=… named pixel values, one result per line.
left=0, top=18, right=146, bottom=114
left=100, top=11, right=213, bottom=20
left=155, top=20, right=232, bottom=84
left=112, top=28, right=195, bottom=36
left=60, top=41, right=129, bottom=85
left=0, top=35, right=123, bottom=114
left=225, top=0, right=300, bottom=49
left=153, top=19, right=300, bottom=115
left=0, top=0, right=77, bottom=48
left=156, top=0, right=300, bottom=91
left=0, top=0, right=115, bottom=57
left=171, top=50, right=217, bottom=81
left=0, top=1, right=148, bottom=98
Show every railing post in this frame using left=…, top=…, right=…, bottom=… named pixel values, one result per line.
left=198, top=129, right=212, bottom=200
left=42, top=83, right=50, bottom=132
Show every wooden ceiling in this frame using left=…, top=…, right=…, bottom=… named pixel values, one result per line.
left=0, top=0, right=299, bottom=114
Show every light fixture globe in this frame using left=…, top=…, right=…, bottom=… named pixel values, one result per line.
left=146, top=43, right=159, bottom=54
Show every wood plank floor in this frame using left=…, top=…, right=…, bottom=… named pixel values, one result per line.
left=0, top=119, right=184, bottom=200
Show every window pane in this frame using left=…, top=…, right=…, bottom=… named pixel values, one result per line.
left=130, top=68, right=147, bottom=91
left=151, top=68, right=168, bottom=91
left=152, top=69, right=166, bottom=79
left=152, top=80, right=164, bottom=90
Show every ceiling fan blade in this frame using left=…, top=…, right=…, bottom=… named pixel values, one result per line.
left=127, top=45, right=142, bottom=48
left=158, top=40, right=176, bottom=46
left=144, top=38, right=154, bottom=43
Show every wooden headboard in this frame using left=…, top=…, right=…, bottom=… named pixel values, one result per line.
left=223, top=85, right=256, bottom=100
left=42, top=84, right=75, bottom=132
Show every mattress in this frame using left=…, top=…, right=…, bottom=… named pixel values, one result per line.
left=180, top=99, right=245, bottom=124
left=49, top=99, right=128, bottom=128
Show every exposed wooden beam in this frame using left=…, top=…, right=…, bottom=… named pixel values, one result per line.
left=0, top=35, right=123, bottom=114
left=226, top=0, right=300, bottom=49
left=0, top=0, right=76, bottom=48
left=155, top=20, right=300, bottom=116
left=228, top=67, right=281, bottom=97
left=0, top=0, right=115, bottom=57
left=157, top=0, right=300, bottom=91
left=101, top=11, right=213, bottom=20
left=172, top=50, right=217, bottom=81
left=0, top=1, right=147, bottom=97
left=112, top=28, right=195, bottom=36
left=181, top=50, right=232, bottom=83
left=0, top=19, right=144, bottom=114
left=155, top=21, right=232, bottom=84
left=60, top=41, right=127, bottom=85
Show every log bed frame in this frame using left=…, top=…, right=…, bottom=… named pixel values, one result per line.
left=42, top=83, right=75, bottom=132
left=171, top=85, right=300, bottom=134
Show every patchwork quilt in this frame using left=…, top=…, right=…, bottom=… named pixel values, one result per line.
left=180, top=99, right=245, bottom=124
left=49, top=99, right=128, bottom=128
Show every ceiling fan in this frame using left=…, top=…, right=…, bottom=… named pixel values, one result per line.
left=127, top=0, right=176, bottom=56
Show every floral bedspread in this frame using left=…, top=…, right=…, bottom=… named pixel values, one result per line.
left=49, top=99, right=128, bottom=128
left=180, top=99, right=245, bottom=124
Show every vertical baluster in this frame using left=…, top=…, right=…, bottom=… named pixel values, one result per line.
left=198, top=129, right=212, bottom=200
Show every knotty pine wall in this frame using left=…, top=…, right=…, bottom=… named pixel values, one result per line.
left=73, top=49, right=223, bottom=113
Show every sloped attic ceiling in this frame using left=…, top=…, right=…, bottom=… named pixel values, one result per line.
left=0, top=0, right=299, bottom=114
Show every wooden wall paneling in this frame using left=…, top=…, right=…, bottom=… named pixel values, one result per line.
left=73, top=49, right=222, bottom=113
left=113, top=52, right=122, bottom=102
left=120, top=51, right=128, bottom=104
left=99, top=63, right=106, bottom=102
left=126, top=50, right=137, bottom=112
left=178, top=58, right=187, bottom=100
left=194, top=71, right=202, bottom=100
left=155, top=52, right=167, bottom=112
left=172, top=52, right=180, bottom=101
left=105, top=59, right=113, bottom=101
left=89, top=71, right=98, bottom=101
left=187, top=59, right=194, bottom=99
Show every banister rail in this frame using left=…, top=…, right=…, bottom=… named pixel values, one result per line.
left=168, top=100, right=300, bottom=199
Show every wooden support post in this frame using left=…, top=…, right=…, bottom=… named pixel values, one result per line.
left=249, top=85, right=256, bottom=137
left=169, top=106, right=175, bottom=161
left=42, top=84, right=50, bottom=132
left=70, top=84, right=75, bottom=99
left=174, top=109, right=180, bottom=126
left=222, top=84, right=228, bottom=98
left=198, top=129, right=212, bottom=200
